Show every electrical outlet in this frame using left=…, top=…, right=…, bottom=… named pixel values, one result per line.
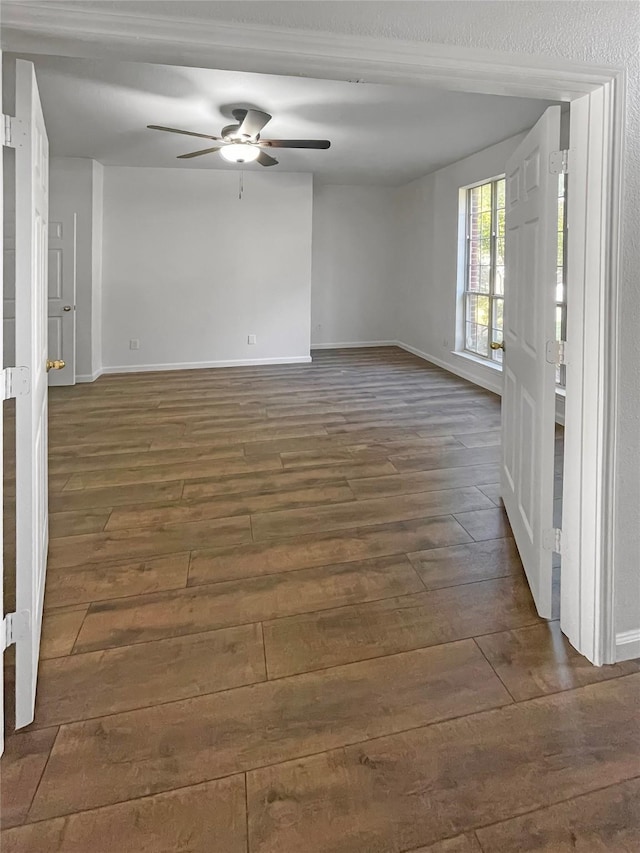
left=247, top=334, right=257, bottom=345
left=129, top=339, right=140, bottom=350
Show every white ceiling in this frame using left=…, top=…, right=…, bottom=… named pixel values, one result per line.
left=10, top=53, right=557, bottom=186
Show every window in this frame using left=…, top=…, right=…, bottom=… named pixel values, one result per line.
left=461, top=174, right=567, bottom=384
left=556, top=173, right=568, bottom=388
left=462, top=177, right=505, bottom=363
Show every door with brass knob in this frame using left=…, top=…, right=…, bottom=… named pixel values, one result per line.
left=47, top=212, right=77, bottom=385
left=490, top=341, right=505, bottom=352
left=46, top=359, right=66, bottom=372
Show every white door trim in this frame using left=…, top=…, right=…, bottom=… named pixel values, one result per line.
left=0, top=5, right=625, bottom=664
left=561, top=79, right=624, bottom=664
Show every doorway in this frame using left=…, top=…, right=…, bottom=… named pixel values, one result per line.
left=0, top=24, right=625, bottom=748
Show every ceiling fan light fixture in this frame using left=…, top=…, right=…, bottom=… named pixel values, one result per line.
left=219, top=143, right=259, bottom=164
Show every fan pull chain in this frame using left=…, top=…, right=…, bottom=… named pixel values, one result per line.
left=239, top=171, right=244, bottom=201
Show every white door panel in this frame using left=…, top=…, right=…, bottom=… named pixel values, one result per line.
left=47, top=214, right=76, bottom=386
left=1, top=47, right=4, bottom=755
left=3, top=222, right=15, bottom=367
left=13, top=59, right=49, bottom=728
left=502, top=106, right=560, bottom=619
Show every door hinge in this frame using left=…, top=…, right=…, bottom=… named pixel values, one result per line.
left=2, top=114, right=25, bottom=149
left=1, top=611, right=29, bottom=652
left=549, top=149, right=570, bottom=175
left=2, top=366, right=30, bottom=400
left=543, top=527, right=562, bottom=554
left=2, top=114, right=13, bottom=147
left=546, top=340, right=568, bottom=366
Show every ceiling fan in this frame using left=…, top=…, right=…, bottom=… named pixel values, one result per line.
left=147, top=108, right=331, bottom=167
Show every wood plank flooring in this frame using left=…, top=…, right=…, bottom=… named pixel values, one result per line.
left=2, top=347, right=639, bottom=852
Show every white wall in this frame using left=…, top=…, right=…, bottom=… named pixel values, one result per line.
left=49, top=157, right=102, bottom=380
left=395, top=133, right=525, bottom=395
left=101, top=167, right=312, bottom=371
left=91, top=160, right=103, bottom=378
left=309, top=134, right=525, bottom=395
left=311, top=185, right=397, bottom=347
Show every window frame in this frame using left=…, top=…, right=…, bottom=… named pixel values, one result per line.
left=458, top=173, right=568, bottom=387
left=461, top=175, right=506, bottom=365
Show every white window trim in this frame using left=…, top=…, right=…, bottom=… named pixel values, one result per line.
left=458, top=175, right=506, bottom=364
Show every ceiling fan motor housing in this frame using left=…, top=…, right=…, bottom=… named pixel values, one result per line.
left=221, top=123, right=243, bottom=141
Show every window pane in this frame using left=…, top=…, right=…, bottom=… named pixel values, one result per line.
left=491, top=329, right=503, bottom=363
left=556, top=268, right=564, bottom=303
left=556, top=305, right=563, bottom=341
left=481, top=182, right=492, bottom=211
left=558, top=197, right=565, bottom=232
left=463, top=176, right=507, bottom=366
left=465, top=321, right=477, bottom=353
left=493, top=297, right=504, bottom=331
left=467, top=294, right=490, bottom=326
left=469, top=186, right=482, bottom=215
left=480, top=211, right=492, bottom=263
left=467, top=264, right=480, bottom=292
left=557, top=234, right=564, bottom=267
left=468, top=214, right=482, bottom=271
left=477, top=324, right=489, bottom=357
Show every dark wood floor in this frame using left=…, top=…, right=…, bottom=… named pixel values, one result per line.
left=2, top=347, right=639, bottom=852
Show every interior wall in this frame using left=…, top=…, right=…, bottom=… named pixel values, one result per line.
left=101, top=167, right=312, bottom=371
left=311, top=184, right=397, bottom=346
left=91, top=160, right=103, bottom=379
left=49, top=157, right=102, bottom=381
left=395, top=133, right=525, bottom=394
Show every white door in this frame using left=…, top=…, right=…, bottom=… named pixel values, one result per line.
left=3, top=222, right=15, bottom=368
left=1, top=48, right=5, bottom=756
left=13, top=59, right=50, bottom=728
left=47, top=213, right=76, bottom=386
left=501, top=106, right=560, bottom=619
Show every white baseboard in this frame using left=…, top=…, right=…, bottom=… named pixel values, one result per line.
left=75, top=369, right=103, bottom=383
left=309, top=340, right=566, bottom=423
left=310, top=339, right=501, bottom=393
left=615, top=629, right=640, bottom=662
left=100, top=355, right=312, bottom=375
left=311, top=341, right=398, bottom=350
left=396, top=341, right=503, bottom=395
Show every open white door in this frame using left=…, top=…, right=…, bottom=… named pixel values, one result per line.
left=501, top=106, right=560, bottom=620
left=0, top=48, right=5, bottom=755
left=13, top=59, right=50, bottom=728
left=47, top=213, right=76, bottom=386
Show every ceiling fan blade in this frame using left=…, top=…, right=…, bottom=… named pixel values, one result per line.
left=147, top=125, right=221, bottom=141
left=259, top=139, right=331, bottom=149
left=176, top=147, right=221, bottom=159
left=257, top=150, right=278, bottom=167
left=238, top=109, right=272, bottom=139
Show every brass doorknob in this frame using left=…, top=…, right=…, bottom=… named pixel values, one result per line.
left=490, top=341, right=505, bottom=352
left=46, top=359, right=66, bottom=371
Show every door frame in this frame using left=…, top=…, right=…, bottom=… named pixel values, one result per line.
left=1, top=6, right=625, bottom=664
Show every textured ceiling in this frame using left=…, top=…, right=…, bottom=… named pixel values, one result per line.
left=10, top=53, right=556, bottom=186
